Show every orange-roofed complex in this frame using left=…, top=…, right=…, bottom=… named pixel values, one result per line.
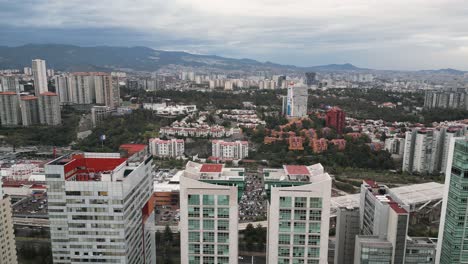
left=326, top=107, right=346, bottom=134
left=311, top=138, right=328, bottom=153
left=289, top=136, right=304, bottom=150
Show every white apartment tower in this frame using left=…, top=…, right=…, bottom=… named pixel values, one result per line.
left=282, top=84, right=308, bottom=118
left=0, top=180, right=18, bottom=264
left=0, top=75, right=20, bottom=93
left=38, top=92, right=62, bottom=125
left=211, top=140, right=249, bottom=160
left=180, top=162, right=245, bottom=264
left=45, top=151, right=156, bottom=264
left=265, top=164, right=331, bottom=264
left=0, top=91, right=21, bottom=127
left=32, top=59, right=48, bottom=95
left=54, top=75, right=72, bottom=104
left=149, top=138, right=185, bottom=158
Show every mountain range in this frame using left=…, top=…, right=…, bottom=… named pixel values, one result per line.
left=0, top=44, right=465, bottom=74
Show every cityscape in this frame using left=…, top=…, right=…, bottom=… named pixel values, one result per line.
left=1, top=1, right=468, bottom=264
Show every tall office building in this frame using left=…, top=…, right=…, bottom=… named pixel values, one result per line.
left=0, top=180, right=18, bottom=264
left=32, top=59, right=48, bottom=95
left=20, top=96, right=40, bottom=126
left=149, top=138, right=185, bottom=158
left=335, top=207, right=360, bottom=264
left=305, top=72, right=318, bottom=86
left=180, top=162, right=245, bottom=264
left=0, top=75, right=20, bottom=93
left=211, top=140, right=249, bottom=160
left=359, top=180, right=409, bottom=263
left=45, top=150, right=156, bottom=264
left=282, top=84, right=308, bottom=118
left=0, top=91, right=21, bottom=127
left=38, top=92, right=62, bottom=126
left=325, top=107, right=346, bottom=134
left=265, top=164, right=331, bottom=264
left=436, top=136, right=468, bottom=264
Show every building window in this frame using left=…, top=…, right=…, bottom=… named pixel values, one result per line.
left=217, top=220, right=229, bottom=231
left=217, top=208, right=230, bottom=218
left=309, top=210, right=321, bottom=221
left=309, top=197, right=322, bottom=208
left=309, top=222, right=321, bottom=233
left=203, top=195, right=215, bottom=205
left=279, top=234, right=290, bottom=245
left=188, top=220, right=200, bottom=230
left=279, top=221, right=292, bottom=232
left=203, top=208, right=215, bottom=218
left=188, top=232, right=200, bottom=242
left=188, top=194, right=200, bottom=205
left=218, top=195, right=229, bottom=206
left=280, top=196, right=292, bottom=207
left=188, top=207, right=200, bottom=217
left=203, top=220, right=215, bottom=230
left=295, top=197, right=307, bottom=208
left=203, top=232, right=215, bottom=242
left=280, top=209, right=292, bottom=220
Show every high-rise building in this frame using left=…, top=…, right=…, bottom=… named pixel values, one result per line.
left=149, top=138, right=185, bottom=158
left=282, top=84, right=308, bottom=118
left=211, top=140, right=249, bottom=160
left=402, top=127, right=466, bottom=175
left=325, top=107, right=346, bottom=134
left=0, top=181, right=18, bottom=264
left=38, top=92, right=61, bottom=125
left=436, top=136, right=468, bottom=264
left=23, top=67, right=32, bottom=76
left=0, top=91, right=21, bottom=127
left=69, top=73, right=94, bottom=105
left=359, top=180, right=409, bottom=263
left=20, top=96, right=40, bottom=126
left=54, top=75, right=72, bottom=104
left=305, top=72, right=318, bottom=86
left=265, top=164, right=331, bottom=264
left=0, top=75, right=20, bottom=93
left=45, top=150, right=156, bottom=264
left=335, top=207, right=360, bottom=264
left=180, top=161, right=245, bottom=264
left=32, top=59, right=48, bottom=95
left=424, top=88, right=467, bottom=110
left=353, top=235, right=393, bottom=264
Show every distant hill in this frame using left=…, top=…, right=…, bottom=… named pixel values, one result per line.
left=0, top=44, right=368, bottom=72
left=417, top=68, right=466, bottom=75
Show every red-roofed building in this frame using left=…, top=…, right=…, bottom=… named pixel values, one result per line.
left=120, top=144, right=147, bottom=158
left=311, top=138, right=328, bottom=153
left=288, top=137, right=304, bottom=151
left=284, top=165, right=310, bottom=175
left=330, top=139, right=346, bottom=151
left=200, top=164, right=224, bottom=173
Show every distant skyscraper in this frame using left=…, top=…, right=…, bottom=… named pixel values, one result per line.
left=325, top=107, right=346, bottom=134
left=335, top=207, right=360, bottom=264
left=180, top=162, right=245, bottom=264
left=20, top=96, right=40, bottom=126
left=38, top=92, right=61, bottom=125
left=45, top=150, right=156, bottom=264
left=0, top=180, right=18, bottom=264
left=265, top=164, right=331, bottom=264
left=0, top=91, right=21, bottom=127
left=32, top=59, right=48, bottom=95
left=305, top=72, right=318, bottom=86
left=282, top=84, right=308, bottom=118
left=54, top=75, right=72, bottom=104
left=436, top=136, right=468, bottom=264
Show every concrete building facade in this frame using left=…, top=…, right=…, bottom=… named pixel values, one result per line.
left=0, top=91, right=21, bottom=127
left=211, top=140, right=248, bottom=160
left=38, top=92, right=61, bottom=125
left=32, top=59, right=48, bottom=95
left=149, top=138, right=185, bottom=158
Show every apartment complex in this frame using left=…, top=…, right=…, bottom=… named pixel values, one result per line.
left=424, top=88, right=467, bottom=110
left=0, top=180, right=18, bottom=264
left=436, top=136, right=468, bottom=264
left=32, top=59, right=48, bottom=95
left=0, top=91, right=21, bottom=126
left=211, top=140, right=249, bottom=160
left=57, top=72, right=119, bottom=107
left=325, top=107, right=346, bottom=134
left=20, top=96, right=40, bottom=126
left=0, top=75, right=20, bottom=93
left=282, top=84, right=308, bottom=118
left=91, top=106, right=114, bottom=127
left=264, top=164, right=332, bottom=264
left=38, top=92, right=61, bottom=125
left=402, top=126, right=466, bottom=174
left=45, top=150, right=156, bottom=264
left=180, top=162, right=245, bottom=264
left=149, top=138, right=185, bottom=158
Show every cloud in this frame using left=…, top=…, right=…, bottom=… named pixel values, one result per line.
left=1, top=0, right=468, bottom=70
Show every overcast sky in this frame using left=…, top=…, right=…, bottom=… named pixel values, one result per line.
left=1, top=0, right=468, bottom=70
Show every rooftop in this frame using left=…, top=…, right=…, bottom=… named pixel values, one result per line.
left=40, top=92, right=58, bottom=96
left=119, top=144, right=147, bottom=156
left=49, top=153, right=127, bottom=182
left=263, top=164, right=327, bottom=183
left=200, top=164, right=223, bottom=173
left=184, top=161, right=245, bottom=182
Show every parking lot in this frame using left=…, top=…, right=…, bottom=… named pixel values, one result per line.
left=13, top=194, right=48, bottom=218
left=155, top=206, right=179, bottom=226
